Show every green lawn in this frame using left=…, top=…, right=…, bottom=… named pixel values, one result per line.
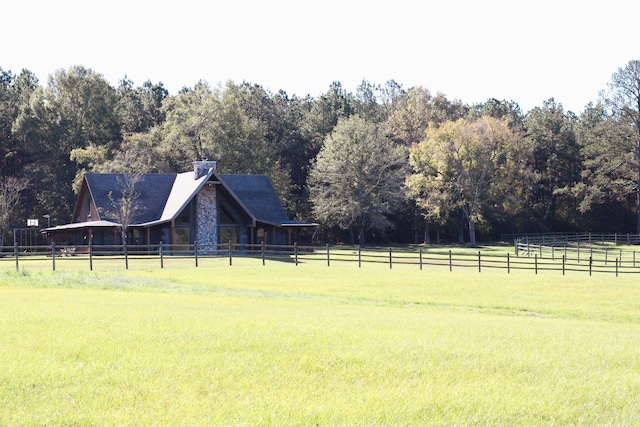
left=1, top=257, right=639, bottom=425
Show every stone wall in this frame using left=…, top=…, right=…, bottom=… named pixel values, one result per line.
left=196, top=185, right=218, bottom=250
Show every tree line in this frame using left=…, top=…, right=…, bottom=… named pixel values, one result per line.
left=1, top=61, right=640, bottom=247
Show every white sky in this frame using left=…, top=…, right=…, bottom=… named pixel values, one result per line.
left=3, top=0, right=638, bottom=113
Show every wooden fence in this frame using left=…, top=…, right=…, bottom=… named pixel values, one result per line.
left=502, top=232, right=640, bottom=246
left=515, top=241, right=640, bottom=266
left=2, top=241, right=640, bottom=276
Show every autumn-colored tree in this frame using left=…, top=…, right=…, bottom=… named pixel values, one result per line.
left=407, top=116, right=525, bottom=246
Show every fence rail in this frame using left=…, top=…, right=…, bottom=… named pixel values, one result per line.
left=516, top=242, right=639, bottom=266
left=2, top=240, right=640, bottom=276
left=502, top=232, right=640, bottom=246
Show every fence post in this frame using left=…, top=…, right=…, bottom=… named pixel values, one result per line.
left=89, top=238, right=93, bottom=271
left=478, top=251, right=481, bottom=273
left=605, top=248, right=608, bottom=265
left=14, top=241, right=19, bottom=271
left=389, top=247, right=392, bottom=269
left=616, top=258, right=619, bottom=277
left=358, top=246, right=361, bottom=268
left=194, top=241, right=198, bottom=267
left=294, top=242, right=298, bottom=266
left=534, top=254, right=537, bottom=275
left=634, top=251, right=636, bottom=268
left=326, top=243, right=330, bottom=267
left=262, top=240, right=266, bottom=266
left=577, top=242, right=580, bottom=263
left=552, top=246, right=555, bottom=261
left=228, top=240, right=232, bottom=266
left=449, top=250, right=452, bottom=272
left=589, top=256, right=592, bottom=276
left=562, top=255, right=565, bottom=276
left=507, top=252, right=510, bottom=274
left=419, top=248, right=423, bottom=271
left=159, top=241, right=164, bottom=269
left=52, top=241, right=56, bottom=272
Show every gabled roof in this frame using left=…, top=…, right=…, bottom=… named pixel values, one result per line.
left=137, top=170, right=213, bottom=227
left=217, top=174, right=292, bottom=226
left=45, top=168, right=314, bottom=233
left=84, top=173, right=177, bottom=224
left=81, top=169, right=217, bottom=227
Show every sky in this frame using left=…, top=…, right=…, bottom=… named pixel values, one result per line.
left=3, top=0, right=639, bottom=113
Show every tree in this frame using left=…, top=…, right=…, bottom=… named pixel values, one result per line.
left=574, top=103, right=637, bottom=230
left=158, top=81, right=292, bottom=205
left=70, top=130, right=167, bottom=193
left=13, top=66, right=121, bottom=222
left=386, top=88, right=469, bottom=242
left=469, top=98, right=523, bottom=127
left=305, top=81, right=353, bottom=143
left=386, top=87, right=434, bottom=146
left=0, top=68, right=39, bottom=177
left=524, top=99, right=580, bottom=231
left=386, top=87, right=468, bottom=147
left=407, top=116, right=524, bottom=247
left=308, top=115, right=407, bottom=246
left=159, top=81, right=268, bottom=173
left=0, top=176, right=29, bottom=247
left=116, top=77, right=167, bottom=134
left=352, top=79, right=405, bottom=124
left=102, top=173, right=144, bottom=269
left=602, top=60, right=640, bottom=233
left=234, top=82, right=316, bottom=216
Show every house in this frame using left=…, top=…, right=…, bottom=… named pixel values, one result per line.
left=42, top=159, right=316, bottom=249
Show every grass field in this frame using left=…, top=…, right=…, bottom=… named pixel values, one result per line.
left=1, top=254, right=640, bottom=425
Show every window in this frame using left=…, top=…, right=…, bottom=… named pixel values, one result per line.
left=173, top=228, right=190, bottom=245
left=219, top=205, right=234, bottom=224
left=220, top=227, right=237, bottom=244
left=176, top=203, right=191, bottom=225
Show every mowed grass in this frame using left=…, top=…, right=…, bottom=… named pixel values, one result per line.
left=1, top=256, right=640, bottom=425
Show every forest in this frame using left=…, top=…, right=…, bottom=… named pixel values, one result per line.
left=1, top=60, right=640, bottom=246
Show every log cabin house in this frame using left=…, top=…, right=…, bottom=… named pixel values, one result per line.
left=42, top=159, right=315, bottom=250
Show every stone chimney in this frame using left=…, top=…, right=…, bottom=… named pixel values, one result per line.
left=193, top=157, right=217, bottom=179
